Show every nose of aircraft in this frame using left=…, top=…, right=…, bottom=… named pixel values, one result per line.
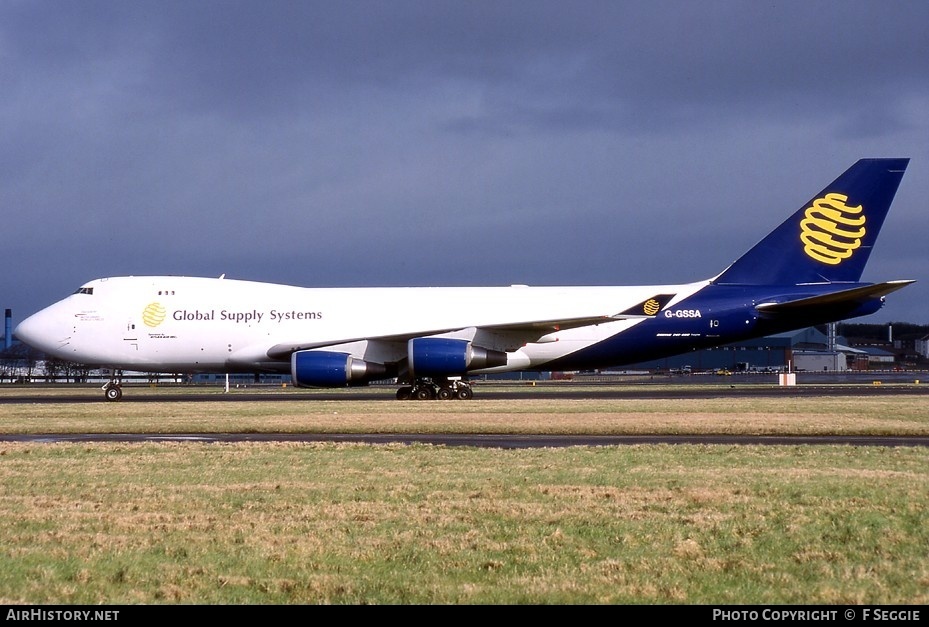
left=13, top=306, right=62, bottom=354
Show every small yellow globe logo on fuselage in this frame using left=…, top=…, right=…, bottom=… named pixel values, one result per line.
left=142, top=302, right=167, bottom=328
left=643, top=299, right=660, bottom=316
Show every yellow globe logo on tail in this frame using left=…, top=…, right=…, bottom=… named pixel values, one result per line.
left=799, top=193, right=866, bottom=265
left=643, top=298, right=661, bottom=316
left=142, top=302, right=167, bottom=328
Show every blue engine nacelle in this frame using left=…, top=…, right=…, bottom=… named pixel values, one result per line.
left=291, top=350, right=388, bottom=388
left=408, top=338, right=507, bottom=377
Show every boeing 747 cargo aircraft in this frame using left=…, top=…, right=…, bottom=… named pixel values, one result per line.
left=14, top=159, right=912, bottom=400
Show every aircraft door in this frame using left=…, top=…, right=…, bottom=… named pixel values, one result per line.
left=124, top=318, right=138, bottom=351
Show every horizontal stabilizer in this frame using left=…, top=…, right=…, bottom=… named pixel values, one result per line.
left=755, top=280, right=915, bottom=314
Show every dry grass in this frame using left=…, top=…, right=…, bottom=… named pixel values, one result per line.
left=0, top=384, right=927, bottom=604
left=0, top=441, right=926, bottom=604
left=0, top=385, right=926, bottom=435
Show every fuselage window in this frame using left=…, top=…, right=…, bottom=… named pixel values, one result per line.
left=73, top=287, right=94, bottom=295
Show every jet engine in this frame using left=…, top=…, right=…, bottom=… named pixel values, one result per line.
left=408, top=338, right=507, bottom=377
left=291, top=350, right=388, bottom=387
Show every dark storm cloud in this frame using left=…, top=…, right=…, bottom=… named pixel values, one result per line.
left=1, top=0, right=927, bottom=325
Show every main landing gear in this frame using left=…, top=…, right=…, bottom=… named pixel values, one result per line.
left=396, top=377, right=474, bottom=401
left=102, top=379, right=123, bottom=401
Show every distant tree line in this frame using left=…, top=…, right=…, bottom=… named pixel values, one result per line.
left=0, top=343, right=96, bottom=383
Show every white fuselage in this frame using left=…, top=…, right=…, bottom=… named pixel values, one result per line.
left=14, top=276, right=706, bottom=374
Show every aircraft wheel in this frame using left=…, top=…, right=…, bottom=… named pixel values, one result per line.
left=456, top=386, right=473, bottom=400
left=414, top=386, right=434, bottom=400
left=396, top=387, right=413, bottom=400
left=105, top=386, right=123, bottom=402
left=436, top=387, right=453, bottom=400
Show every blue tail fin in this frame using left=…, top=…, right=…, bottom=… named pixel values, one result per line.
left=714, top=158, right=909, bottom=286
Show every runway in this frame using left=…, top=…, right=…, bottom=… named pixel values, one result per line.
left=2, top=432, right=928, bottom=448
left=2, top=373, right=929, bottom=404
left=3, top=377, right=927, bottom=448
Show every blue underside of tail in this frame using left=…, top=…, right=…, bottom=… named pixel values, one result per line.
left=542, top=282, right=885, bottom=372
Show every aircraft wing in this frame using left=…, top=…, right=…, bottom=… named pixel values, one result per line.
left=265, top=314, right=617, bottom=359
left=484, top=293, right=678, bottom=332
left=755, top=280, right=915, bottom=314
left=266, top=293, right=678, bottom=359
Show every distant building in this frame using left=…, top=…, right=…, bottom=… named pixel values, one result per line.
left=916, top=335, right=929, bottom=360
left=859, top=346, right=897, bottom=367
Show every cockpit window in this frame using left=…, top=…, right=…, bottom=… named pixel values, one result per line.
left=73, top=287, right=94, bottom=295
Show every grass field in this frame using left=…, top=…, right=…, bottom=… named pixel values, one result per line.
left=0, top=383, right=927, bottom=604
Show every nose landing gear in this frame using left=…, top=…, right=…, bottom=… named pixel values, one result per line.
left=102, top=379, right=122, bottom=401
